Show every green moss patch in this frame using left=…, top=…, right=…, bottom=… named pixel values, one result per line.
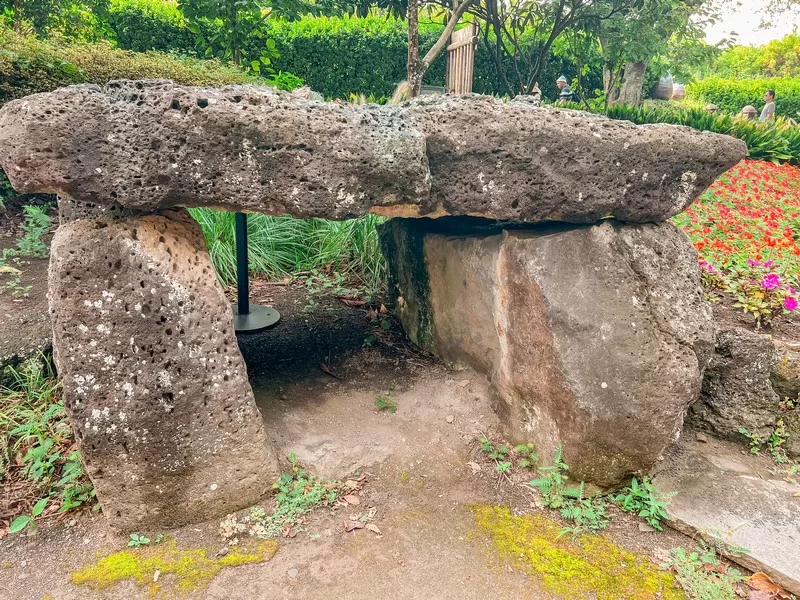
left=71, top=539, right=278, bottom=596
left=473, top=505, right=685, bottom=600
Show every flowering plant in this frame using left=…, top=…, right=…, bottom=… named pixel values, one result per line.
left=673, top=159, right=800, bottom=327
left=725, top=261, right=798, bottom=328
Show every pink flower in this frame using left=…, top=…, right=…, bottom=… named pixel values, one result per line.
left=785, top=296, right=798, bottom=311
left=761, top=273, right=781, bottom=289
left=747, top=259, right=760, bottom=267
left=764, top=260, right=774, bottom=267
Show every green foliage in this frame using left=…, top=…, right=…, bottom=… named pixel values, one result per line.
left=726, top=262, right=798, bottom=328
left=221, top=454, right=343, bottom=539
left=687, top=77, right=800, bottom=119
left=189, top=209, right=386, bottom=293
left=264, top=16, right=447, bottom=99
left=177, top=0, right=283, bottom=73
left=0, top=0, right=110, bottom=39
left=0, top=203, right=52, bottom=297
left=0, top=25, right=254, bottom=106
left=0, top=354, right=96, bottom=534
left=128, top=533, right=151, bottom=547
left=375, top=395, right=397, bottom=413
left=528, top=445, right=582, bottom=509
left=605, top=103, right=800, bottom=164
left=107, top=0, right=196, bottom=52
left=739, top=421, right=791, bottom=464
left=712, top=34, right=800, bottom=79
left=558, top=489, right=609, bottom=536
left=664, top=545, right=744, bottom=600
left=612, top=476, right=671, bottom=531
left=15, top=204, right=51, bottom=258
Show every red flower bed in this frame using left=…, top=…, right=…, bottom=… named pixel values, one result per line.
left=671, top=159, right=800, bottom=326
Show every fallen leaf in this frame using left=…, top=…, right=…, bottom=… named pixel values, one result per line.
left=379, top=304, right=388, bottom=313
left=344, top=521, right=364, bottom=532
left=466, top=462, right=482, bottom=474
left=319, top=363, right=342, bottom=380
left=338, top=297, right=367, bottom=307
left=343, top=495, right=361, bottom=505
left=365, top=524, right=382, bottom=535
left=748, top=572, right=778, bottom=592
left=746, top=592, right=773, bottom=600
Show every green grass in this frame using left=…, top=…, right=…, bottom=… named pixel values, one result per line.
left=189, top=209, right=387, bottom=295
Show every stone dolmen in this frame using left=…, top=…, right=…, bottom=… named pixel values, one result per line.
left=0, top=80, right=746, bottom=529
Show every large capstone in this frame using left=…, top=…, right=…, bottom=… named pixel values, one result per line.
left=380, top=218, right=714, bottom=487
left=48, top=207, right=280, bottom=531
left=0, top=80, right=745, bottom=223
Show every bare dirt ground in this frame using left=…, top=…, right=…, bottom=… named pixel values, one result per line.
left=0, top=283, right=700, bottom=600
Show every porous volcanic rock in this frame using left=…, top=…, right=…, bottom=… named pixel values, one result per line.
left=689, top=327, right=781, bottom=441
left=48, top=207, right=280, bottom=531
left=380, top=218, right=714, bottom=487
left=0, top=80, right=745, bottom=223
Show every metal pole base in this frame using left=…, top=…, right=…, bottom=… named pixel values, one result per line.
left=233, top=304, right=281, bottom=333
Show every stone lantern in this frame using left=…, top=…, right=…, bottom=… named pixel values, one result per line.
left=741, top=105, right=757, bottom=120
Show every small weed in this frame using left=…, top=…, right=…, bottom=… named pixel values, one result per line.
left=513, top=443, right=538, bottom=469
left=612, top=476, right=672, bottom=531
left=529, top=446, right=609, bottom=535
left=559, top=489, right=609, bottom=536
left=128, top=533, right=151, bottom=547
left=220, top=454, right=344, bottom=540
left=738, top=427, right=764, bottom=455
left=375, top=395, right=397, bottom=414
left=739, top=423, right=791, bottom=464
left=664, top=545, right=744, bottom=599
left=528, top=445, right=579, bottom=509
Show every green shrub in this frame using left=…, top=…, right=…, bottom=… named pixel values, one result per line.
left=107, top=0, right=196, bottom=53
left=261, top=16, right=447, bottom=99
left=687, top=77, right=800, bottom=119
left=0, top=26, right=253, bottom=106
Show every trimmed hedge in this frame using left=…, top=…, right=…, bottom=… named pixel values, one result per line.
left=687, top=77, right=800, bottom=119
left=263, top=16, right=446, bottom=99
left=104, top=4, right=599, bottom=100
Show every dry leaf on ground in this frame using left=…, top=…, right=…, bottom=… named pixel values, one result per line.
left=343, top=495, right=361, bottom=505
left=365, top=524, right=382, bottom=535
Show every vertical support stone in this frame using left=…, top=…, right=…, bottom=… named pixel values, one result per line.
left=380, top=218, right=714, bottom=488
left=48, top=206, right=280, bottom=531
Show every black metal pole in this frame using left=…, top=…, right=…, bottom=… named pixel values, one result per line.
left=235, top=212, right=250, bottom=316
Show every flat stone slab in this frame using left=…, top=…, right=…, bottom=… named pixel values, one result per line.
left=0, top=80, right=746, bottom=223
left=654, top=437, right=800, bottom=594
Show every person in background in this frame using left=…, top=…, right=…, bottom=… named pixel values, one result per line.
left=760, top=89, right=776, bottom=121
left=556, top=76, right=574, bottom=105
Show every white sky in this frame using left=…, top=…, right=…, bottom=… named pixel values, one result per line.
left=704, top=0, right=799, bottom=46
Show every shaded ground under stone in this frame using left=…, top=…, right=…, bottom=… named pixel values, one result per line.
left=0, top=285, right=702, bottom=600
left=654, top=432, right=800, bottom=594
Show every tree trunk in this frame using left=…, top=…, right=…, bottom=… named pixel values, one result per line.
left=407, top=0, right=423, bottom=97
left=407, top=0, right=475, bottom=98
left=615, top=59, right=648, bottom=106
left=13, top=0, right=22, bottom=33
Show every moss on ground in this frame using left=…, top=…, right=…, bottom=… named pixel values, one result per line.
left=473, top=505, right=686, bottom=600
left=71, top=539, right=278, bottom=597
